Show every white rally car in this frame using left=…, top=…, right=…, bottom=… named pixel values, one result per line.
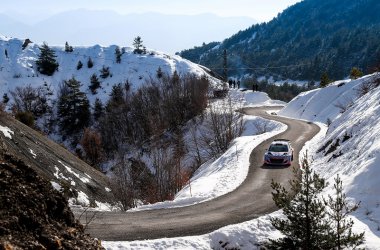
left=264, top=139, right=294, bottom=166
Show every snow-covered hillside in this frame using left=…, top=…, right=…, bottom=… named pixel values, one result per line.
left=0, top=35, right=222, bottom=104
left=280, top=73, right=380, bottom=247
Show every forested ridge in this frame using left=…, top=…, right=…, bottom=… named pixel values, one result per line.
left=180, top=0, right=380, bottom=81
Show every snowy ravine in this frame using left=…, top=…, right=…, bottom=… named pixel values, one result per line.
left=0, top=35, right=222, bottom=104
left=103, top=75, right=380, bottom=249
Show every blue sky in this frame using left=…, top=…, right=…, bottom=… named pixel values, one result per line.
left=1, top=0, right=301, bottom=21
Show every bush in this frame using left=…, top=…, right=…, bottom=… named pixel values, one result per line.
left=350, top=67, right=363, bottom=79
left=15, top=111, right=35, bottom=127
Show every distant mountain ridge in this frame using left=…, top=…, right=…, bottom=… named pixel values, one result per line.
left=0, top=10, right=256, bottom=54
left=180, top=0, right=380, bottom=81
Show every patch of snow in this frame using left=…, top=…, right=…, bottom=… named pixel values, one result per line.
left=0, top=125, right=14, bottom=139
left=29, top=148, right=37, bottom=158
left=69, top=191, right=90, bottom=207
left=105, top=187, right=111, bottom=192
left=58, top=160, right=90, bottom=183
left=50, top=181, right=61, bottom=191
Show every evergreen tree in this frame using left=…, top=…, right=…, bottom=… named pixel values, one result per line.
left=350, top=67, right=363, bottom=80
left=36, top=42, right=59, bottom=76
left=325, top=175, right=365, bottom=249
left=133, top=36, right=144, bottom=54
left=64, top=41, right=73, bottom=52
left=320, top=72, right=330, bottom=87
left=89, top=73, right=101, bottom=94
left=268, top=158, right=331, bottom=249
left=99, top=66, right=110, bottom=78
left=106, top=83, right=125, bottom=111
left=2, top=93, right=9, bottom=104
left=4, top=49, right=8, bottom=59
left=57, top=77, right=90, bottom=136
left=76, top=60, right=83, bottom=70
left=93, top=98, right=104, bottom=121
left=156, top=66, right=163, bottom=79
left=87, top=57, right=94, bottom=68
left=115, top=46, right=122, bottom=63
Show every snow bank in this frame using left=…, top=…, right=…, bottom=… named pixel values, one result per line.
left=239, top=91, right=286, bottom=107
left=278, top=77, right=369, bottom=123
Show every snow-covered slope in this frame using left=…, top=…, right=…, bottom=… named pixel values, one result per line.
left=0, top=35, right=222, bottom=104
left=280, top=73, right=380, bottom=247
left=278, top=76, right=371, bottom=123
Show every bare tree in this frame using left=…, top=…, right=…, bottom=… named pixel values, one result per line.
left=10, top=84, right=51, bottom=118
left=201, top=94, right=244, bottom=158
left=252, top=118, right=271, bottom=134
left=109, top=153, right=136, bottom=211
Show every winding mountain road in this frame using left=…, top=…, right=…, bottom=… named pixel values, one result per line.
left=77, top=107, right=320, bottom=241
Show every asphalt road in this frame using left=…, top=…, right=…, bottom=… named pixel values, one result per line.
left=77, top=106, right=320, bottom=241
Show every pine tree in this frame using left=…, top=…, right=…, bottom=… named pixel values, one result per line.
left=106, top=83, right=125, bottom=111
left=57, top=77, right=90, bottom=136
left=268, top=157, right=331, bottom=249
left=89, top=73, right=101, bottom=94
left=4, top=49, right=8, bottom=59
left=350, top=67, right=363, bottom=80
left=99, top=66, right=110, bottom=78
left=325, top=175, right=365, bottom=249
left=320, top=72, right=330, bottom=87
left=76, top=60, right=83, bottom=70
left=87, top=57, right=94, bottom=68
left=64, top=41, right=73, bottom=52
left=115, top=46, right=122, bottom=63
left=133, top=36, right=144, bottom=54
left=93, top=98, right=104, bottom=121
left=36, top=42, right=59, bottom=76
left=2, top=93, right=9, bottom=104
left=156, top=66, right=163, bottom=79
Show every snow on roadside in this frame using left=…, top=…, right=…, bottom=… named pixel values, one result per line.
left=234, top=90, right=286, bottom=108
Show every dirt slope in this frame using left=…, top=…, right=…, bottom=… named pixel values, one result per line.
left=0, top=137, right=104, bottom=249
left=0, top=114, right=114, bottom=205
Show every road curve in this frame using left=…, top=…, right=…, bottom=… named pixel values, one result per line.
left=78, top=107, right=320, bottom=241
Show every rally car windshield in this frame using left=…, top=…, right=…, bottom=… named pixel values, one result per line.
left=269, top=144, right=289, bottom=152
